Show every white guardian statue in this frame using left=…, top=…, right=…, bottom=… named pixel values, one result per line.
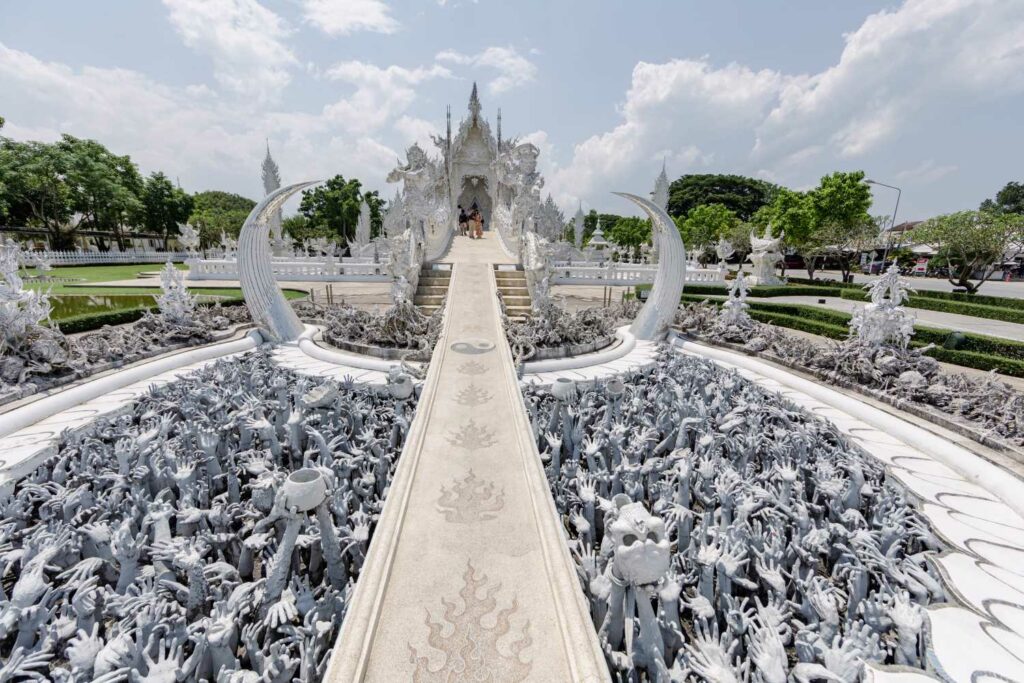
left=747, top=225, right=784, bottom=285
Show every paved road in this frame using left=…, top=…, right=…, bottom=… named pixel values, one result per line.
left=812, top=269, right=1024, bottom=298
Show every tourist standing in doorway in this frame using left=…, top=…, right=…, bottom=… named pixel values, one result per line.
left=458, top=205, right=468, bottom=237
left=470, top=208, right=482, bottom=239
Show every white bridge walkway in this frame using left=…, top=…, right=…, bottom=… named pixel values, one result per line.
left=325, top=233, right=608, bottom=681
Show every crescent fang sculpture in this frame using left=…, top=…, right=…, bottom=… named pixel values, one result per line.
left=239, top=180, right=321, bottom=341
left=614, top=192, right=687, bottom=340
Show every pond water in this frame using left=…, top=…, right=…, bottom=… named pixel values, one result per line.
left=48, top=294, right=158, bottom=319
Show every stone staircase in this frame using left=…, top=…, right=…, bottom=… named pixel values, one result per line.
left=413, top=266, right=450, bottom=315
left=494, top=267, right=532, bottom=318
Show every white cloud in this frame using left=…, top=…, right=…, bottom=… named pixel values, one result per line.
left=756, top=0, right=1024, bottom=161
left=548, top=58, right=784, bottom=208
left=161, top=0, right=296, bottom=102
left=894, top=160, right=959, bottom=185
left=436, top=46, right=536, bottom=93
left=553, top=0, right=1024, bottom=212
left=323, top=61, right=452, bottom=134
left=0, top=41, right=403, bottom=201
left=301, top=0, right=399, bottom=36
left=393, top=116, right=440, bottom=151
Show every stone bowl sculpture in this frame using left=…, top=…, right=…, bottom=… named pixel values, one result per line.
left=281, top=468, right=329, bottom=512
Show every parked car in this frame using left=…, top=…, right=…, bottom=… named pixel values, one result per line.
left=782, top=254, right=805, bottom=269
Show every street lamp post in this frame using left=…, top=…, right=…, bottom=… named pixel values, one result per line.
left=866, top=179, right=902, bottom=270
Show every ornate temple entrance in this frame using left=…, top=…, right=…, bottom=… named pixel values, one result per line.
left=457, top=175, right=492, bottom=230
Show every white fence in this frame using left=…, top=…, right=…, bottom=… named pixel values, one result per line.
left=552, top=261, right=725, bottom=285
left=187, top=256, right=390, bottom=282
left=18, top=250, right=222, bottom=266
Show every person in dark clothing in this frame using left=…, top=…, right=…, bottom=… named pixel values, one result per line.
left=457, top=205, right=468, bottom=236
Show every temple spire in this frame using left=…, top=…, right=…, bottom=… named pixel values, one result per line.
left=497, top=107, right=502, bottom=151
left=468, top=82, right=481, bottom=123
left=262, top=140, right=280, bottom=196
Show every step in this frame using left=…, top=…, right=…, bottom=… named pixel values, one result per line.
left=497, top=286, right=529, bottom=296
left=414, top=295, right=446, bottom=306
left=415, top=278, right=452, bottom=288
left=494, top=272, right=526, bottom=281
left=416, top=286, right=449, bottom=296
left=501, top=296, right=532, bottom=307
left=421, top=269, right=451, bottom=279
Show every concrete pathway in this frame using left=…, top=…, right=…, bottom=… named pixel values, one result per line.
left=768, top=295, right=1024, bottom=342
left=325, top=232, right=607, bottom=681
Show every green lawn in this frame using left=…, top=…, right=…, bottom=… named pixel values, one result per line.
left=19, top=263, right=307, bottom=300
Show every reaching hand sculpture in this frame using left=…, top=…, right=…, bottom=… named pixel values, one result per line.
left=0, top=350, right=417, bottom=682
left=522, top=352, right=944, bottom=680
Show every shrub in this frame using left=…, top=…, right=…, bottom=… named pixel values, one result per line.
left=923, top=347, right=1024, bottom=377
left=839, top=290, right=1024, bottom=324
left=785, top=276, right=863, bottom=290
left=54, top=306, right=158, bottom=334
left=51, top=297, right=244, bottom=335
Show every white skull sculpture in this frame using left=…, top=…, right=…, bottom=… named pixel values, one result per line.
left=607, top=494, right=670, bottom=586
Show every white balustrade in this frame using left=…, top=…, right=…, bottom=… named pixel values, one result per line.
left=16, top=250, right=225, bottom=267
left=551, top=261, right=724, bottom=285
left=187, top=256, right=390, bottom=282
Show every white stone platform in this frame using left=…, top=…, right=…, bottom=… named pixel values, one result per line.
left=672, top=336, right=1024, bottom=681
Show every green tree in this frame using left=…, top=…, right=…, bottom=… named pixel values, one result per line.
left=578, top=210, right=624, bottom=246
left=765, top=189, right=819, bottom=277
left=606, top=216, right=651, bottom=260
left=364, top=190, right=385, bottom=238
left=59, top=135, right=144, bottom=251
left=142, top=172, right=193, bottom=249
left=911, top=210, right=1024, bottom=293
left=188, top=190, right=256, bottom=247
left=281, top=213, right=332, bottom=242
left=676, top=203, right=738, bottom=262
left=667, top=174, right=779, bottom=222
left=981, top=181, right=1024, bottom=215
left=809, top=171, right=874, bottom=282
left=0, top=138, right=75, bottom=248
left=299, top=175, right=366, bottom=245
left=723, top=221, right=753, bottom=262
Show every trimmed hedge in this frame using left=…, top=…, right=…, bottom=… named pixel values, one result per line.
left=839, top=290, right=1024, bottom=324
left=54, top=306, right=158, bottom=334
left=790, top=275, right=1024, bottom=311
left=907, top=288, right=1024, bottom=311
left=925, top=347, right=1024, bottom=376
left=51, top=297, right=245, bottom=335
left=683, top=297, right=1024, bottom=376
left=747, top=309, right=848, bottom=340
left=785, top=276, right=863, bottom=290
left=652, top=283, right=846, bottom=298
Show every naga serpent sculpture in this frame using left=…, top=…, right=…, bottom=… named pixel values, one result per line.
left=239, top=180, right=321, bottom=342
left=614, top=192, right=687, bottom=340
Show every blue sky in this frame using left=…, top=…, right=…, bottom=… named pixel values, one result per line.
left=2, top=0, right=1022, bottom=222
